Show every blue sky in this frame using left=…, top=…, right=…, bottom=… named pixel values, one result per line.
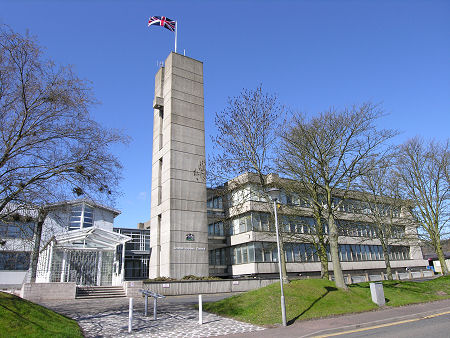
left=1, top=0, right=449, bottom=228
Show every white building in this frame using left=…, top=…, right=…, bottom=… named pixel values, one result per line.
left=0, top=200, right=131, bottom=286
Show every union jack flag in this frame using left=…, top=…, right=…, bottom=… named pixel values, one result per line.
left=148, top=16, right=176, bottom=32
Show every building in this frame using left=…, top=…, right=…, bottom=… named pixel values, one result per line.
left=0, top=200, right=133, bottom=287
left=147, top=52, right=427, bottom=280
left=114, top=226, right=150, bottom=280
left=207, top=173, right=426, bottom=278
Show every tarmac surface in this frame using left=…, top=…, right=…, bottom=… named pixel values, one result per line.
left=37, top=294, right=450, bottom=338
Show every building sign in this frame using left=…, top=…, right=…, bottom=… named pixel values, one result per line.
left=185, top=233, right=195, bottom=241
left=174, top=247, right=206, bottom=251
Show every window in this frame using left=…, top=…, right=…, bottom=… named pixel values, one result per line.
left=69, top=203, right=95, bottom=230
left=208, top=222, right=224, bottom=237
left=207, top=196, right=223, bottom=209
left=0, top=252, right=30, bottom=270
left=0, top=222, right=34, bottom=239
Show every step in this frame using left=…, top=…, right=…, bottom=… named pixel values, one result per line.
left=76, top=294, right=126, bottom=299
left=75, top=286, right=126, bottom=299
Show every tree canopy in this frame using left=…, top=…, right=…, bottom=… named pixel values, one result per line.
left=0, top=25, right=128, bottom=219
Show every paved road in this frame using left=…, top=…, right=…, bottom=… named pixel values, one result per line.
left=222, top=299, right=450, bottom=338
left=317, top=311, right=450, bottom=338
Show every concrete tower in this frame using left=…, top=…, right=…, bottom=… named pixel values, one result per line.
left=148, top=52, right=208, bottom=279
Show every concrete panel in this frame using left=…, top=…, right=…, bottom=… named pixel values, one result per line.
left=21, top=282, right=76, bottom=301
left=0, top=271, right=27, bottom=285
left=172, top=66, right=203, bottom=83
left=170, top=124, right=205, bottom=148
left=170, top=54, right=203, bottom=75
left=169, top=112, right=205, bottom=131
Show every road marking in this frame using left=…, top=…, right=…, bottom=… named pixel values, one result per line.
left=313, top=310, right=450, bottom=337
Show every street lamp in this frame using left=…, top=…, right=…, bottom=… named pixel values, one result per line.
left=266, top=187, right=287, bottom=327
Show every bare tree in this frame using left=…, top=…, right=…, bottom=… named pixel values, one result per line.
left=0, top=26, right=128, bottom=280
left=358, top=157, right=415, bottom=280
left=396, top=137, right=449, bottom=275
left=278, top=103, right=398, bottom=289
left=209, top=86, right=290, bottom=282
left=277, top=180, right=330, bottom=279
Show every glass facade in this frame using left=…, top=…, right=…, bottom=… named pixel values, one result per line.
left=0, top=221, right=34, bottom=239
left=0, top=251, right=30, bottom=270
left=227, top=211, right=405, bottom=239
left=220, top=242, right=411, bottom=265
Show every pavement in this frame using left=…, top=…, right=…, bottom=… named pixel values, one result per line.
left=37, top=293, right=264, bottom=338
left=36, top=294, right=450, bottom=338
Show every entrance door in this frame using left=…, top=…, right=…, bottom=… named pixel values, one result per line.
left=67, top=250, right=99, bottom=286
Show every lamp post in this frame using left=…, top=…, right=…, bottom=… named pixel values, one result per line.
left=267, top=187, right=287, bottom=327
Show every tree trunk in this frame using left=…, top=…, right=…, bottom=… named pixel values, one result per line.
left=319, top=245, right=329, bottom=279
left=29, top=209, right=48, bottom=283
left=327, top=214, right=347, bottom=290
left=434, top=236, right=449, bottom=275
left=380, top=241, right=393, bottom=280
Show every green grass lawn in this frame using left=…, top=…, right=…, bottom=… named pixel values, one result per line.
left=203, top=276, right=450, bottom=326
left=0, top=292, right=83, bottom=338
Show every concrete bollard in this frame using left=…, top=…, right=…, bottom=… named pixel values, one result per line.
left=370, top=282, right=385, bottom=306
left=128, top=298, right=133, bottom=333
left=347, top=274, right=352, bottom=284
left=199, top=294, right=203, bottom=325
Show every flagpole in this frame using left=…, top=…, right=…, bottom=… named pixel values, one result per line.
left=175, top=21, right=178, bottom=53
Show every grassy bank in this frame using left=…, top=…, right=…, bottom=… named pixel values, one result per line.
left=203, top=276, right=450, bottom=326
left=0, top=292, right=83, bottom=338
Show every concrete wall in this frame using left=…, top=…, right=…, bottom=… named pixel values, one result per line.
left=149, top=52, right=208, bottom=279
left=0, top=271, right=27, bottom=286
left=124, top=278, right=279, bottom=297
left=20, top=282, right=76, bottom=301
left=230, top=259, right=428, bottom=276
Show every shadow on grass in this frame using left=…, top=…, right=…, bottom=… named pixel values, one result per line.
left=0, top=302, right=45, bottom=331
left=287, top=286, right=337, bottom=325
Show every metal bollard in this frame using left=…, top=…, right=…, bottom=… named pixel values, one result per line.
left=153, top=297, right=157, bottom=320
left=128, top=298, right=133, bottom=333
left=144, top=294, right=148, bottom=316
left=199, top=294, right=203, bottom=325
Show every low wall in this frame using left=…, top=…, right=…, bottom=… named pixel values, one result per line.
left=347, top=270, right=433, bottom=284
left=21, top=282, right=76, bottom=301
left=0, top=271, right=27, bottom=287
left=124, top=278, right=279, bottom=297
left=126, top=270, right=436, bottom=297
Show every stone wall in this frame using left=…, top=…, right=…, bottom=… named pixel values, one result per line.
left=20, top=282, right=76, bottom=301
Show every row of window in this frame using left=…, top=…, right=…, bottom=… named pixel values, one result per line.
left=0, top=222, right=34, bottom=239
left=208, top=242, right=411, bottom=266
left=228, top=212, right=405, bottom=238
left=0, top=251, right=30, bottom=270
left=228, top=185, right=401, bottom=217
